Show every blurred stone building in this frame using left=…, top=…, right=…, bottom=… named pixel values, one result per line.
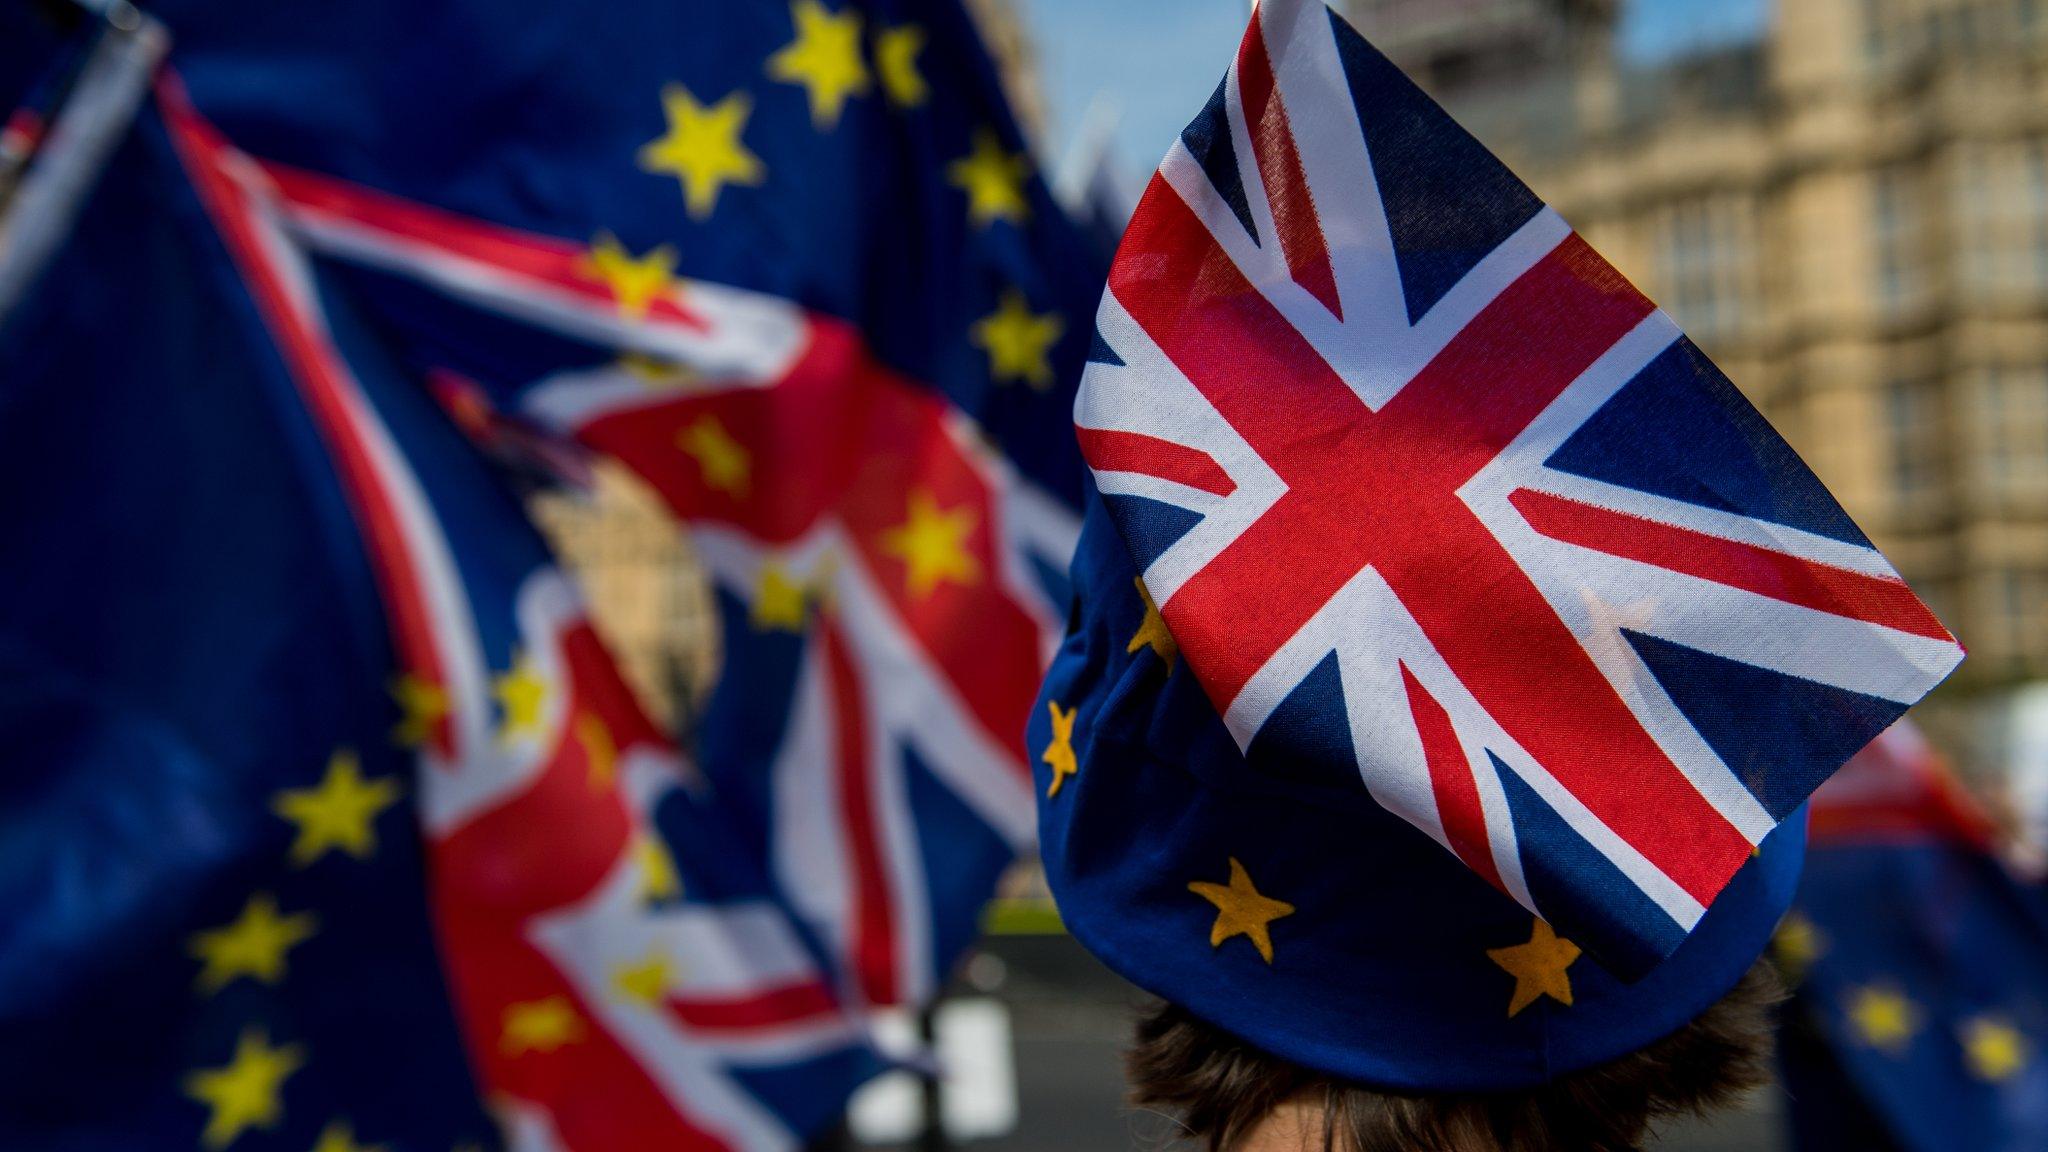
left=1346, top=0, right=2048, bottom=775
left=530, top=464, right=717, bottom=732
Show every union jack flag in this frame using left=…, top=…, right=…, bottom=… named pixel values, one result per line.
left=1080, top=0, right=1964, bottom=973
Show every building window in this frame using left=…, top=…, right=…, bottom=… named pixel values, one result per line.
left=2034, top=141, right=2048, bottom=290
left=1988, top=568, right=2048, bottom=661
left=1885, top=379, right=1943, bottom=509
left=1873, top=167, right=1927, bottom=318
left=1954, top=139, right=2048, bottom=302
left=1863, top=0, right=1892, bottom=65
left=1659, top=198, right=1748, bottom=344
left=1976, top=366, right=2048, bottom=499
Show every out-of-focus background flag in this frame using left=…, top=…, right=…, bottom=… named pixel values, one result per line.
left=144, top=0, right=1105, bottom=1013
left=1779, top=721, right=2048, bottom=1152
left=0, top=0, right=1101, bottom=1145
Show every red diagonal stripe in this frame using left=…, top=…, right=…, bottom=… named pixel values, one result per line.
left=1510, top=489, right=1953, bottom=642
left=1235, top=16, right=1343, bottom=320
left=159, top=76, right=455, bottom=754
left=1400, top=665, right=1503, bottom=891
left=260, top=160, right=709, bottom=331
left=1078, top=426, right=1236, bottom=497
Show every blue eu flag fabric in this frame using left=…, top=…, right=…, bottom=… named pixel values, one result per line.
left=0, top=91, right=498, bottom=1152
left=1781, top=723, right=2048, bottom=1152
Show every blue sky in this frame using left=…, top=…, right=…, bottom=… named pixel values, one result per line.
left=1017, top=0, right=1771, bottom=184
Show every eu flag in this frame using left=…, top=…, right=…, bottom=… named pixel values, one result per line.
left=1782, top=722, right=2048, bottom=1152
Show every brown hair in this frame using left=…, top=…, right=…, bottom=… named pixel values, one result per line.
left=1126, top=961, right=1783, bottom=1152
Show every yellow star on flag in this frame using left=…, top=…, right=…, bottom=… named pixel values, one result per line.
left=1772, top=910, right=1825, bottom=978
left=183, top=1028, right=305, bottom=1150
left=752, top=564, right=811, bottom=632
left=492, top=652, right=549, bottom=744
left=636, top=834, right=684, bottom=903
left=947, top=128, right=1031, bottom=227
left=971, top=290, right=1065, bottom=390
left=611, top=950, right=675, bottom=1006
left=578, top=233, right=679, bottom=321
left=1126, top=577, right=1178, bottom=670
left=189, top=893, right=318, bottom=995
left=880, top=489, right=983, bottom=599
left=1188, top=857, right=1296, bottom=964
left=618, top=352, right=700, bottom=389
left=1487, top=919, right=1582, bottom=1017
left=575, top=712, right=617, bottom=792
left=677, top=415, right=751, bottom=498
left=310, top=1120, right=388, bottom=1152
left=875, top=24, right=928, bottom=108
left=767, top=0, right=870, bottom=129
left=273, top=749, right=402, bottom=867
left=388, top=673, right=448, bottom=748
left=1962, top=1016, right=2029, bottom=1081
left=501, top=996, right=585, bottom=1055
left=638, top=84, right=767, bottom=220
left=1042, top=701, right=1079, bottom=798
left=1846, top=984, right=1919, bottom=1053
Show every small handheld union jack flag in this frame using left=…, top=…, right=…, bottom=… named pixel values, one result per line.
left=1078, top=0, right=1964, bottom=974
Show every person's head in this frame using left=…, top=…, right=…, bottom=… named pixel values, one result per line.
left=1126, top=960, right=1783, bottom=1152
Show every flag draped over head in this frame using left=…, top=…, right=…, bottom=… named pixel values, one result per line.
left=146, top=0, right=1104, bottom=1012
left=1779, top=722, right=2048, bottom=1152
left=1064, top=0, right=1962, bottom=976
